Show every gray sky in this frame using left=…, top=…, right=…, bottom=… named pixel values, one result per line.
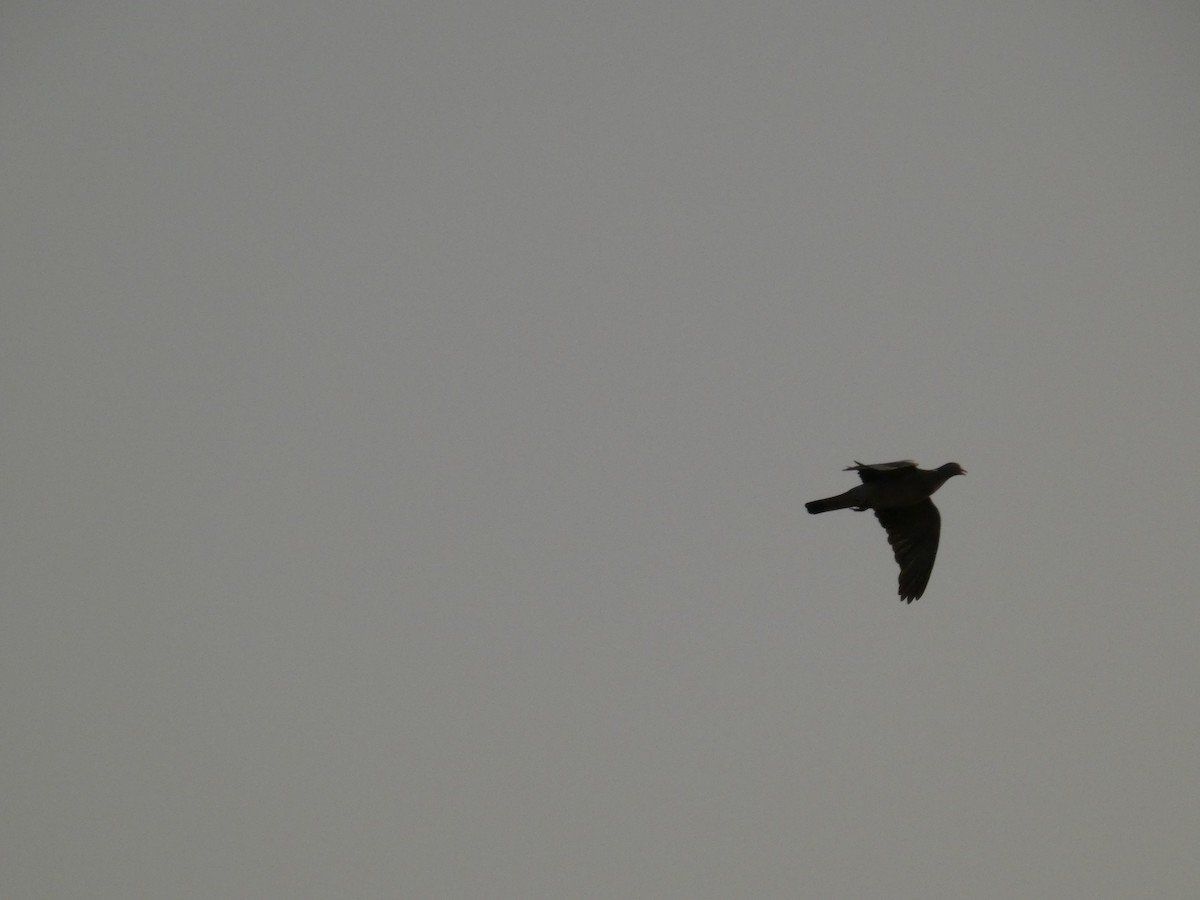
left=4, top=2, right=1200, bottom=897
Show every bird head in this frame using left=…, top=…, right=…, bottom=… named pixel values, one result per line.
left=939, top=462, right=967, bottom=477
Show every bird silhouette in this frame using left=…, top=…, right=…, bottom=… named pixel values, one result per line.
left=806, top=460, right=966, bottom=602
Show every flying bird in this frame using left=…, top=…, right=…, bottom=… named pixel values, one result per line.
left=805, top=460, right=966, bottom=602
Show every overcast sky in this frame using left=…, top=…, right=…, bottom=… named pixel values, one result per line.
left=4, top=2, right=1200, bottom=898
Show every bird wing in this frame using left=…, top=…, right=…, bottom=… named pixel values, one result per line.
left=874, top=499, right=941, bottom=602
left=845, top=460, right=918, bottom=483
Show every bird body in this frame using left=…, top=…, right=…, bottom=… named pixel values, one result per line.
left=806, top=460, right=965, bottom=602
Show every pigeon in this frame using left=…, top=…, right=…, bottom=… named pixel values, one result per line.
left=805, top=460, right=966, bottom=602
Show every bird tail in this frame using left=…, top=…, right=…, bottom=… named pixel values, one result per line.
left=805, top=492, right=856, bottom=514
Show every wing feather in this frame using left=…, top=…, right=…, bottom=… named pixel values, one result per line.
left=873, top=499, right=941, bottom=602
left=845, top=460, right=918, bottom=483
